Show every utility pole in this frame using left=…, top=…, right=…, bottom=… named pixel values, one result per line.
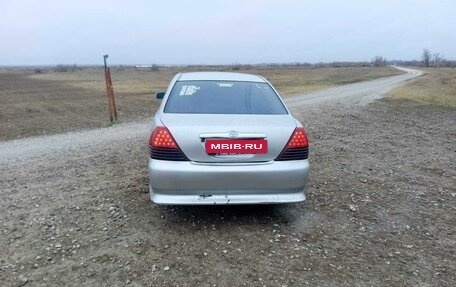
left=103, top=54, right=118, bottom=122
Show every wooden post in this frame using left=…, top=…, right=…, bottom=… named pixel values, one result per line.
left=103, top=55, right=117, bottom=122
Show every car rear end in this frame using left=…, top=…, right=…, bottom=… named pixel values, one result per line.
left=148, top=72, right=309, bottom=205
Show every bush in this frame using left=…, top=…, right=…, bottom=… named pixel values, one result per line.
left=55, top=64, right=79, bottom=72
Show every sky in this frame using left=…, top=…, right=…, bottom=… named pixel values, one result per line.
left=1, top=0, right=455, bottom=65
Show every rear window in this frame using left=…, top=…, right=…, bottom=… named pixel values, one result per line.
left=164, top=81, right=288, bottom=114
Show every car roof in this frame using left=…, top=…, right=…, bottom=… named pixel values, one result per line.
left=178, top=72, right=267, bottom=83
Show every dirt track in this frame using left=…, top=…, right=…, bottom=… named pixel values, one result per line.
left=1, top=68, right=455, bottom=286
left=0, top=67, right=419, bottom=164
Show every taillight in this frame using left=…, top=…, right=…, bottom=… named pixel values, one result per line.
left=149, top=127, right=188, bottom=161
left=150, top=127, right=177, bottom=148
left=275, top=127, right=309, bottom=161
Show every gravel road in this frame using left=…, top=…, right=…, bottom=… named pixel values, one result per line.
left=0, top=67, right=420, bottom=165
left=287, top=66, right=422, bottom=108
left=2, top=67, right=455, bottom=286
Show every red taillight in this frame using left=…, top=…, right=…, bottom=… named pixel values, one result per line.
left=149, top=127, right=188, bottom=161
left=275, top=127, right=309, bottom=161
left=286, top=127, right=308, bottom=148
left=149, top=127, right=177, bottom=148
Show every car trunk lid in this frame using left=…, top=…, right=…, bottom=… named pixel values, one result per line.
left=160, top=114, right=296, bottom=163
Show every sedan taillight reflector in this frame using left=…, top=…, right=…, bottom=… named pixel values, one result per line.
left=150, top=127, right=177, bottom=148
left=286, top=127, right=308, bottom=148
left=275, top=127, right=309, bottom=161
left=149, top=127, right=188, bottom=161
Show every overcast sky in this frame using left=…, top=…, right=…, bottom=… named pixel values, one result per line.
left=1, top=0, right=455, bottom=65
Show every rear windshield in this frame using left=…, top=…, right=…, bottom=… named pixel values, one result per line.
left=164, top=80, right=288, bottom=114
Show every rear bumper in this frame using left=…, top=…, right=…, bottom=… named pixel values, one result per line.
left=148, top=159, right=309, bottom=205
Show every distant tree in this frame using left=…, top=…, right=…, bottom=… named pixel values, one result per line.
left=432, top=52, right=443, bottom=67
left=372, top=56, right=386, bottom=67
left=150, top=64, right=160, bottom=71
left=55, top=64, right=68, bottom=72
left=422, top=49, right=431, bottom=67
left=55, top=64, right=79, bottom=72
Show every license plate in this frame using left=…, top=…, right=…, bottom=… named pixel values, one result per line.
left=205, top=139, right=268, bottom=154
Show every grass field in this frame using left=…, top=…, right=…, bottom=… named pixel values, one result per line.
left=0, top=66, right=402, bottom=140
left=29, top=66, right=403, bottom=96
left=388, top=67, right=456, bottom=108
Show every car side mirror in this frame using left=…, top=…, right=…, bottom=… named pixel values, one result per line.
left=155, top=91, right=165, bottom=100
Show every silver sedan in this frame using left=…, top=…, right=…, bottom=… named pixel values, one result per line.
left=148, top=72, right=309, bottom=204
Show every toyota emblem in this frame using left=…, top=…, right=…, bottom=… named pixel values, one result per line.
left=228, top=130, right=238, bottom=138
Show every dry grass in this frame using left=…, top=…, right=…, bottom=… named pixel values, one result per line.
left=251, top=66, right=403, bottom=95
left=30, top=67, right=174, bottom=96
left=388, top=68, right=456, bottom=108
left=30, top=66, right=403, bottom=97
left=1, top=66, right=403, bottom=140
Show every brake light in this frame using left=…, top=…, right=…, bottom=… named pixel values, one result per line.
left=149, top=127, right=188, bottom=161
left=275, top=127, right=309, bottom=161
left=150, top=127, right=177, bottom=148
left=286, top=127, right=308, bottom=148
